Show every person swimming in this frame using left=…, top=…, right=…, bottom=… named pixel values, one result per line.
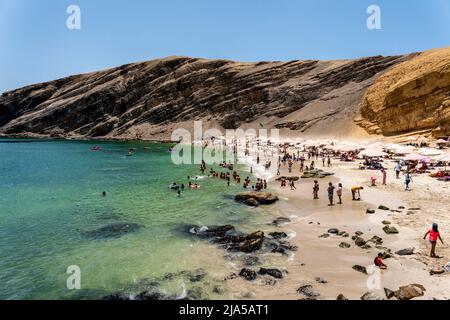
left=169, top=182, right=180, bottom=190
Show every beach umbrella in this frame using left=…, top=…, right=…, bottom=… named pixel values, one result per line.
left=403, top=153, right=428, bottom=161
left=437, top=152, right=450, bottom=162
left=418, top=148, right=443, bottom=157
left=359, top=148, right=387, bottom=157
left=365, top=142, right=385, bottom=150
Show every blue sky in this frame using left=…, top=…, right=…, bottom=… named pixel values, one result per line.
left=0, top=0, right=449, bottom=93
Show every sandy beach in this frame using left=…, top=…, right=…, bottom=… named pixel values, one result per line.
left=222, top=142, right=450, bottom=300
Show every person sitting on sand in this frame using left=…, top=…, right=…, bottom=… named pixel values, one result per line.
left=374, top=253, right=387, bottom=269
left=313, top=181, right=320, bottom=199
left=351, top=186, right=363, bottom=201
left=423, top=223, right=444, bottom=258
left=336, top=183, right=343, bottom=204
left=327, top=182, right=335, bottom=206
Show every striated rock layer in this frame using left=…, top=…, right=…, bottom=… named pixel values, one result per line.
left=357, top=47, right=450, bottom=137
left=0, top=52, right=427, bottom=140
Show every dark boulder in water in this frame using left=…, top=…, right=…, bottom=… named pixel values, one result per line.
left=83, top=223, right=142, bottom=239
left=217, top=231, right=265, bottom=253
left=271, top=217, right=291, bottom=226
left=240, top=255, right=260, bottom=266
left=269, top=232, right=288, bottom=239
left=235, top=192, right=279, bottom=206
left=188, top=225, right=235, bottom=238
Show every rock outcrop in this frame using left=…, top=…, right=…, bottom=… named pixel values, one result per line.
left=0, top=54, right=411, bottom=140
left=357, top=47, right=450, bottom=137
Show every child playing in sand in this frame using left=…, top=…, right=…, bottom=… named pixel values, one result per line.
left=351, top=186, right=363, bottom=200
left=424, top=223, right=444, bottom=258
left=374, top=253, right=387, bottom=269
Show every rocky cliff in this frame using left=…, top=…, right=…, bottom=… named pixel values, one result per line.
left=357, top=47, right=450, bottom=137
left=0, top=52, right=429, bottom=141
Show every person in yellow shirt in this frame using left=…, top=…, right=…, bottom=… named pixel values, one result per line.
left=351, top=186, right=364, bottom=200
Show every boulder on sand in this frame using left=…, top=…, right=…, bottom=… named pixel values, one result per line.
left=235, top=192, right=279, bottom=206
left=328, top=228, right=339, bottom=234
left=394, top=284, right=426, bottom=300
left=361, top=292, right=382, bottom=300
left=297, top=285, right=320, bottom=299
left=383, top=225, right=399, bottom=234
left=301, top=169, right=334, bottom=179
left=239, top=268, right=257, bottom=281
left=339, top=242, right=351, bottom=248
left=336, top=293, right=348, bottom=300
left=395, top=248, right=415, bottom=256
left=258, top=268, right=283, bottom=279
left=352, top=265, right=368, bottom=274
left=378, top=205, right=390, bottom=211
left=366, top=209, right=376, bottom=214
left=384, top=288, right=395, bottom=299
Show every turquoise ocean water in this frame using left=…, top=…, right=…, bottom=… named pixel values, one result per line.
left=0, top=139, right=264, bottom=300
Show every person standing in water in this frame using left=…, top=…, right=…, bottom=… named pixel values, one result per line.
left=327, top=182, right=335, bottom=206
left=423, top=223, right=444, bottom=258
left=336, top=183, right=343, bottom=204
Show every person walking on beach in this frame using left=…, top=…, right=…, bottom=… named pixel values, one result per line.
left=313, top=181, right=320, bottom=199
left=381, top=168, right=387, bottom=185
left=423, top=223, right=444, bottom=258
left=327, top=156, right=331, bottom=167
left=322, top=156, right=326, bottom=167
left=404, top=172, right=413, bottom=191
left=395, top=161, right=401, bottom=179
left=351, top=186, right=363, bottom=201
left=336, top=183, right=343, bottom=204
left=327, top=182, right=335, bottom=206
left=290, top=179, right=296, bottom=190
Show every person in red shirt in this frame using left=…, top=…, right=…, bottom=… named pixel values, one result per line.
left=423, top=223, right=444, bottom=258
left=374, top=253, right=387, bottom=269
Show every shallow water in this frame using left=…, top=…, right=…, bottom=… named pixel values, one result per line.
left=0, top=139, right=266, bottom=299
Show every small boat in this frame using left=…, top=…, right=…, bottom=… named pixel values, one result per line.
left=90, top=146, right=102, bottom=151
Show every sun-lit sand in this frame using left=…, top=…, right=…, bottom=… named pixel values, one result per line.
left=221, top=137, right=450, bottom=300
